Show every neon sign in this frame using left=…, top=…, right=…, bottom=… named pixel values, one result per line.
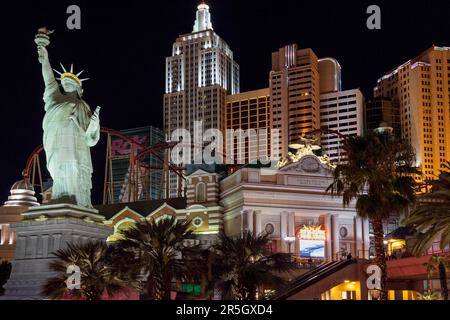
left=297, top=225, right=326, bottom=240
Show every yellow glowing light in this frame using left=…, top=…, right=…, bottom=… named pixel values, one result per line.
left=61, top=73, right=81, bottom=85
left=298, top=225, right=326, bottom=240
left=344, top=280, right=350, bottom=283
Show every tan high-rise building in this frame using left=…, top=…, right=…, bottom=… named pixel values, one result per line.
left=374, top=46, right=450, bottom=181
left=225, top=88, right=271, bottom=164
left=320, top=89, right=365, bottom=162
left=318, top=57, right=342, bottom=94
left=270, top=44, right=320, bottom=159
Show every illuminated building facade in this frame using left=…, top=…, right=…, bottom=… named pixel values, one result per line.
left=163, top=2, right=240, bottom=196
left=100, top=152, right=369, bottom=261
left=270, top=44, right=320, bottom=159
left=374, top=46, right=450, bottom=180
left=270, top=46, right=364, bottom=162
left=220, top=153, right=370, bottom=261
left=225, top=88, right=271, bottom=164
left=320, top=89, right=365, bottom=162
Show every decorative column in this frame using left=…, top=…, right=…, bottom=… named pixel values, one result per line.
left=0, top=224, right=7, bottom=245
left=280, top=212, right=288, bottom=252
left=254, top=210, right=262, bottom=236
left=247, top=210, right=254, bottom=234
left=287, top=212, right=295, bottom=237
left=362, top=218, right=371, bottom=259
left=240, top=210, right=245, bottom=237
left=287, top=212, right=296, bottom=254
left=354, top=217, right=363, bottom=258
left=322, top=214, right=332, bottom=262
left=331, top=214, right=340, bottom=260
left=241, top=209, right=254, bottom=234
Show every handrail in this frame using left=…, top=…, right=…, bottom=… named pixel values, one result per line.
left=288, top=260, right=336, bottom=286
left=272, top=259, right=357, bottom=300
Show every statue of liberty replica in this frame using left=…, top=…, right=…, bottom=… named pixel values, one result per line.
left=36, top=28, right=100, bottom=208
left=3, top=29, right=112, bottom=299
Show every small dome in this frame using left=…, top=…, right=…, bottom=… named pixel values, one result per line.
left=11, top=179, right=34, bottom=191
left=3, top=179, right=40, bottom=207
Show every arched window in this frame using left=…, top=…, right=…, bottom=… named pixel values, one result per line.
left=196, top=182, right=206, bottom=202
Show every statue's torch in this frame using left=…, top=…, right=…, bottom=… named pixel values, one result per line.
left=35, top=27, right=54, bottom=47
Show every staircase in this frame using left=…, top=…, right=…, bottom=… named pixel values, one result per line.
left=272, top=259, right=357, bottom=300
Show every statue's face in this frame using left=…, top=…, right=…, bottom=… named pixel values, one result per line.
left=61, top=78, right=80, bottom=93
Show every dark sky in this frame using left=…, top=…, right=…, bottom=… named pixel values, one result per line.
left=0, top=0, right=449, bottom=204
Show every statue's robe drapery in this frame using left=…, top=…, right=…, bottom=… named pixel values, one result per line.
left=42, top=79, right=99, bottom=208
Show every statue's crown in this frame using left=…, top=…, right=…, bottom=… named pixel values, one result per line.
left=53, top=63, right=89, bottom=86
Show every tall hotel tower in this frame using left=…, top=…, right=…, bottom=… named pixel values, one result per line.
left=270, top=44, right=320, bottom=159
left=374, top=46, right=450, bottom=181
left=163, top=2, right=239, bottom=196
left=270, top=44, right=364, bottom=162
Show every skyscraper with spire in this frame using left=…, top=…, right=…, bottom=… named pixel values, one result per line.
left=163, top=1, right=240, bottom=196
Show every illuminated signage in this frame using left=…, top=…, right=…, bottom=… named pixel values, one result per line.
left=297, top=225, right=326, bottom=240
left=111, top=135, right=147, bottom=156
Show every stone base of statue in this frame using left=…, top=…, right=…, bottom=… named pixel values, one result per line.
left=2, top=203, right=112, bottom=299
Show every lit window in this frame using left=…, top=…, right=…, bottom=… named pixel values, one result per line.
left=196, top=182, right=206, bottom=202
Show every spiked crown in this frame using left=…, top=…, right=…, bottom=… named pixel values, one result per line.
left=53, top=63, right=89, bottom=87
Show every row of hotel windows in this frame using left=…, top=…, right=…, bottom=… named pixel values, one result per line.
left=271, top=72, right=315, bottom=82
left=228, top=117, right=268, bottom=124
left=288, top=132, right=314, bottom=140
left=289, top=97, right=313, bottom=104
left=289, top=118, right=314, bottom=126
left=435, top=59, right=450, bottom=64
left=319, top=101, right=357, bottom=109
left=320, top=94, right=357, bottom=102
left=434, top=65, right=450, bottom=71
left=326, top=121, right=358, bottom=129
left=228, top=109, right=269, bottom=116
left=271, top=79, right=314, bottom=91
left=320, top=107, right=357, bottom=116
left=289, top=91, right=313, bottom=98
left=322, top=114, right=357, bottom=122
left=230, top=99, right=268, bottom=107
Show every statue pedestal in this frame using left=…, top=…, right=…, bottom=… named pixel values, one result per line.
left=3, top=204, right=113, bottom=299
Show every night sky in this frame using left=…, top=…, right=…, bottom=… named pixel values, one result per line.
left=0, top=0, right=449, bottom=204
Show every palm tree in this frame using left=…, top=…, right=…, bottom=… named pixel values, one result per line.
left=117, top=216, right=197, bottom=300
left=403, top=163, right=450, bottom=300
left=403, top=162, right=450, bottom=255
left=327, top=131, right=418, bottom=300
left=42, top=241, right=141, bottom=300
left=424, top=254, right=449, bottom=300
left=211, top=231, right=298, bottom=300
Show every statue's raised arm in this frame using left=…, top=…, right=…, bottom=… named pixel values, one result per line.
left=37, top=46, right=55, bottom=85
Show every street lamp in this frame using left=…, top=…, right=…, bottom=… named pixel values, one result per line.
left=284, top=236, right=296, bottom=254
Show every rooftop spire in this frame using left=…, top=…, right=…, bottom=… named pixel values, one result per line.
left=193, top=0, right=213, bottom=32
